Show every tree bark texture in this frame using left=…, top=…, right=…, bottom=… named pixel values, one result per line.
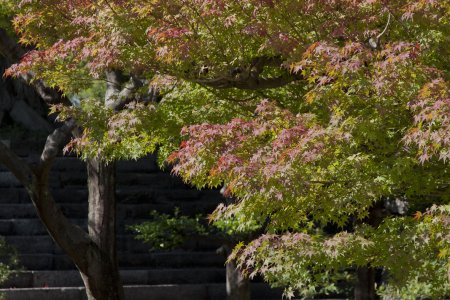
left=0, top=33, right=126, bottom=299
left=83, top=158, right=123, bottom=300
left=354, top=203, right=385, bottom=300
left=354, top=267, right=376, bottom=300
left=222, top=244, right=251, bottom=300
left=0, top=129, right=125, bottom=300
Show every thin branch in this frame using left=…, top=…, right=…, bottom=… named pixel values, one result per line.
left=193, top=74, right=299, bottom=90
left=377, top=12, right=391, bottom=40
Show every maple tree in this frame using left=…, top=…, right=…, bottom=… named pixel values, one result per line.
left=0, top=0, right=449, bottom=299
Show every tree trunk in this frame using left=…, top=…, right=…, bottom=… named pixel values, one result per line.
left=354, top=267, right=376, bottom=300
left=82, top=158, right=124, bottom=300
left=1, top=32, right=124, bottom=300
left=0, top=137, right=125, bottom=300
left=226, top=258, right=251, bottom=300
left=353, top=203, right=384, bottom=300
left=221, top=244, right=251, bottom=300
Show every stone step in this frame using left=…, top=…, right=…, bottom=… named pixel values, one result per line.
left=44, top=171, right=190, bottom=189
left=0, top=200, right=219, bottom=219
left=0, top=283, right=283, bottom=300
left=0, top=218, right=183, bottom=236
left=0, top=203, right=155, bottom=219
left=51, top=157, right=159, bottom=173
left=0, top=172, right=21, bottom=187
left=116, top=157, right=159, bottom=173
left=0, top=186, right=221, bottom=207
left=116, top=187, right=221, bottom=204
left=6, top=139, right=47, bottom=157
left=5, top=235, right=221, bottom=254
left=0, top=219, right=82, bottom=235
left=0, top=188, right=29, bottom=203
left=1, top=269, right=226, bottom=288
left=18, top=251, right=225, bottom=270
left=0, top=218, right=220, bottom=236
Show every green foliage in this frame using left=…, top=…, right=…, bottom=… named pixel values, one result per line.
left=0, top=236, right=20, bottom=284
left=211, top=211, right=262, bottom=237
left=4, top=0, right=450, bottom=299
left=129, top=209, right=207, bottom=250
left=55, top=80, right=250, bottom=164
left=56, top=98, right=161, bottom=161
left=0, top=0, right=14, bottom=34
left=231, top=210, right=450, bottom=299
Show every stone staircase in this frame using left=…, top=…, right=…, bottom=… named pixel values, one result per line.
left=0, top=139, right=282, bottom=300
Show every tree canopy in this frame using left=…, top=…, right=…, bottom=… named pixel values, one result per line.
left=4, top=0, right=450, bottom=298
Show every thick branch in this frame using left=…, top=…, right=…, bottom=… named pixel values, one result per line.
left=105, top=70, right=122, bottom=109
left=30, top=188, right=94, bottom=272
left=40, top=119, right=76, bottom=167
left=105, top=70, right=144, bottom=110
left=28, top=76, right=70, bottom=106
left=189, top=55, right=301, bottom=90
left=0, top=125, right=93, bottom=271
left=0, top=141, right=33, bottom=188
left=250, top=56, right=284, bottom=77
left=30, top=123, right=97, bottom=272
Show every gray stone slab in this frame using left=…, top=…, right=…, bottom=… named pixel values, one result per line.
left=17, top=250, right=223, bottom=270
left=0, top=285, right=213, bottom=300
left=119, top=251, right=224, bottom=269
left=19, top=254, right=55, bottom=270
left=0, top=271, right=33, bottom=289
left=1, top=286, right=85, bottom=300
left=51, top=158, right=85, bottom=172
left=124, top=284, right=208, bottom=300
left=10, top=140, right=46, bottom=157
left=116, top=173, right=186, bottom=189
left=58, top=172, right=87, bottom=186
left=117, top=157, right=158, bottom=173
left=5, top=236, right=55, bottom=254
left=116, top=204, right=157, bottom=219
left=32, top=270, right=81, bottom=288
left=145, top=268, right=225, bottom=285
left=9, top=100, right=53, bottom=133
left=0, top=188, right=20, bottom=203
left=251, top=283, right=284, bottom=299
left=0, top=204, right=38, bottom=219
left=0, top=268, right=225, bottom=288
left=0, top=172, right=21, bottom=187
left=0, top=219, right=86, bottom=236
left=52, top=188, right=88, bottom=203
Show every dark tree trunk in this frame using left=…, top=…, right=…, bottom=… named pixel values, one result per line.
left=0, top=128, right=125, bottom=300
left=354, top=203, right=385, bottom=300
left=1, top=31, right=126, bottom=300
left=226, top=258, right=251, bottom=300
left=82, top=158, right=123, bottom=300
left=221, top=244, right=251, bottom=300
left=354, top=267, right=376, bottom=300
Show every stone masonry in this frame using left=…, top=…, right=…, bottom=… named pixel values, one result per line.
left=0, top=138, right=281, bottom=300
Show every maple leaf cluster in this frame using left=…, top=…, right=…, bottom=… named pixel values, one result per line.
left=3, top=0, right=450, bottom=298
left=231, top=206, right=450, bottom=299
left=404, top=79, right=450, bottom=163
